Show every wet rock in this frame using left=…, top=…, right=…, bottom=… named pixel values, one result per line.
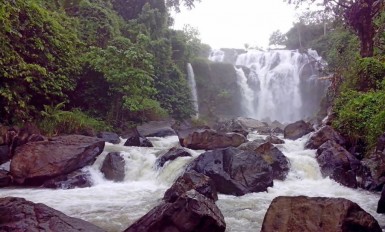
left=10, top=135, right=105, bottom=185
left=0, top=170, right=12, bottom=187
left=284, top=120, right=313, bottom=140
left=316, top=140, right=360, bottom=188
left=261, top=196, right=382, bottom=232
left=187, top=147, right=273, bottom=196
left=124, top=136, right=153, bottom=147
left=42, top=170, right=92, bottom=189
left=237, top=139, right=266, bottom=151
left=101, top=152, right=125, bottom=182
left=137, top=120, right=176, bottom=137
left=378, top=185, right=385, bottom=213
left=172, top=120, right=210, bottom=146
left=255, top=142, right=290, bottom=180
left=164, top=170, right=218, bottom=202
left=305, top=125, right=346, bottom=149
left=97, top=132, right=120, bottom=144
left=183, top=129, right=246, bottom=150
left=124, top=190, right=225, bottom=232
left=156, top=147, right=192, bottom=168
left=0, top=197, right=105, bottom=232
left=265, top=135, right=285, bottom=144
left=0, top=145, right=10, bottom=165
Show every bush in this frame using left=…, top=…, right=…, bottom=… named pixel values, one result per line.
left=39, top=103, right=111, bottom=136
left=333, top=89, right=385, bottom=152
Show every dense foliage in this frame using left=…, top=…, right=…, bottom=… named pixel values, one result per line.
left=0, top=0, right=205, bottom=132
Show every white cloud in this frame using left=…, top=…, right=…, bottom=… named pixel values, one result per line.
left=171, top=0, right=298, bottom=49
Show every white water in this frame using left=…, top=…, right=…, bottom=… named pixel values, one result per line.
left=1, top=134, right=384, bottom=231
left=235, top=49, right=327, bottom=123
left=187, top=63, right=199, bottom=118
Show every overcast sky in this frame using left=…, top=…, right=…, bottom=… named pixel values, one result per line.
left=171, top=0, right=299, bottom=49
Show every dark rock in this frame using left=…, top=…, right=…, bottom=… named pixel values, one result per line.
left=361, top=151, right=385, bottom=190
left=42, top=170, right=92, bottom=189
left=172, top=120, right=210, bottom=146
left=255, top=142, right=290, bottom=180
left=124, top=190, right=225, bottom=232
left=237, top=139, right=266, bottom=151
left=214, top=118, right=249, bottom=137
left=101, top=152, right=125, bottom=182
left=265, top=135, right=285, bottom=144
left=124, top=136, right=153, bottom=147
left=183, top=129, right=247, bottom=150
left=97, top=132, right=120, bottom=144
left=0, top=170, right=12, bottom=187
left=0, top=197, right=105, bottom=232
left=164, top=170, right=218, bottom=202
left=235, top=117, right=268, bottom=131
left=316, top=140, right=360, bottom=188
left=377, top=185, right=385, bottom=213
left=156, top=147, right=192, bottom=168
left=261, top=196, right=382, bottom=232
left=187, top=147, right=273, bottom=196
left=284, top=120, right=313, bottom=140
left=305, top=125, right=346, bottom=149
left=10, top=135, right=105, bottom=185
left=0, top=145, right=10, bottom=165
left=137, top=120, right=176, bottom=137
left=271, top=127, right=284, bottom=134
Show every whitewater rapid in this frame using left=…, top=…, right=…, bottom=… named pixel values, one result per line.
left=1, top=133, right=384, bottom=231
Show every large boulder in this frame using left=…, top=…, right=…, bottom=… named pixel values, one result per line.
left=265, top=135, right=285, bottom=144
left=124, top=136, right=153, bottom=147
left=261, top=196, right=382, bottom=232
left=183, top=129, right=247, bottom=150
left=187, top=147, right=273, bottom=196
left=137, top=120, right=176, bottom=137
left=124, top=190, right=225, bottom=232
left=156, top=147, right=192, bottom=168
left=316, top=140, right=360, bottom=188
left=361, top=132, right=385, bottom=190
left=100, top=152, right=125, bottom=182
left=97, top=132, right=120, bottom=144
left=10, top=135, right=105, bottom=185
left=42, top=170, right=92, bottom=189
left=0, top=145, right=10, bottom=165
left=164, top=170, right=218, bottom=202
left=284, top=120, right=313, bottom=140
left=0, top=197, right=105, bottom=232
left=305, top=125, right=346, bottom=149
left=254, top=142, right=290, bottom=180
left=237, top=138, right=266, bottom=151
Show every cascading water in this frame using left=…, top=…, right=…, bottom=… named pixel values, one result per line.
left=1, top=134, right=384, bottom=232
left=187, top=63, right=199, bottom=118
left=235, top=49, right=328, bottom=123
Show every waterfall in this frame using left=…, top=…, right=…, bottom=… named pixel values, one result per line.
left=235, top=67, right=255, bottom=116
left=234, top=49, right=327, bottom=123
left=1, top=134, right=383, bottom=231
left=187, top=63, right=199, bottom=118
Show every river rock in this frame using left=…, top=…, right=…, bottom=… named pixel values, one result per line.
left=183, top=129, right=246, bottom=150
left=156, top=147, right=192, bottom=168
left=97, top=131, right=120, bottom=144
left=237, top=138, right=266, bottom=151
left=261, top=196, right=381, bottom=232
left=164, top=170, right=218, bottom=202
left=305, top=125, right=346, bottom=149
left=101, top=152, right=125, bottom=182
left=124, top=136, right=153, bottom=147
left=0, top=145, right=10, bottom=165
left=124, top=190, right=225, bottom=232
left=255, top=142, right=290, bottom=180
left=42, top=170, right=92, bottom=189
left=187, top=147, right=273, bottom=196
left=214, top=118, right=249, bottom=137
left=10, top=135, right=105, bottom=185
left=137, top=120, right=176, bottom=137
left=0, top=170, right=12, bottom=187
left=266, top=135, right=285, bottom=144
left=378, top=185, right=385, bottom=213
left=316, top=140, right=360, bottom=188
left=283, top=120, right=313, bottom=140
left=0, top=197, right=105, bottom=232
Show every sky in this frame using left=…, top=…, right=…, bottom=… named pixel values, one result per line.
left=171, top=0, right=300, bottom=49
